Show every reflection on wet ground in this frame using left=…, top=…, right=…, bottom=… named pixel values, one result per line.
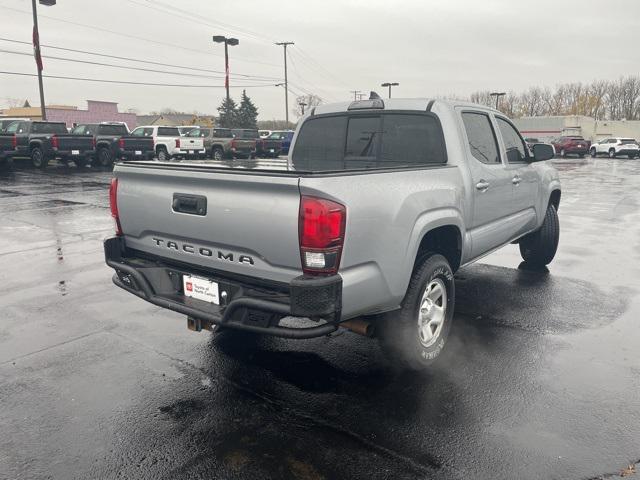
left=0, top=158, right=639, bottom=479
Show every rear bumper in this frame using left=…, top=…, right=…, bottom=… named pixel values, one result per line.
left=119, top=150, right=155, bottom=161
left=53, top=148, right=95, bottom=157
left=104, top=236, right=342, bottom=339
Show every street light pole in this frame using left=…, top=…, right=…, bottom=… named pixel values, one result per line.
left=276, top=41, right=294, bottom=125
left=490, top=91, right=506, bottom=110
left=381, top=82, right=399, bottom=99
left=212, top=36, right=239, bottom=103
left=31, top=0, right=47, bottom=120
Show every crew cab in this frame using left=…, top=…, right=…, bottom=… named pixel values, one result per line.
left=230, top=128, right=258, bottom=159
left=105, top=98, right=560, bottom=370
left=6, top=120, right=95, bottom=168
left=0, top=118, right=25, bottom=133
left=130, top=125, right=205, bottom=161
left=589, top=137, right=639, bottom=159
left=186, top=127, right=234, bottom=161
left=551, top=136, right=590, bottom=158
left=72, top=123, right=155, bottom=166
left=0, top=133, right=16, bottom=166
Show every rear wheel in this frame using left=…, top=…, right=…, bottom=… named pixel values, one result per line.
left=519, top=204, right=560, bottom=267
left=377, top=253, right=455, bottom=370
left=560, top=148, right=567, bottom=158
left=97, top=147, right=113, bottom=167
left=157, top=147, right=169, bottom=162
left=212, top=146, right=224, bottom=161
left=608, top=148, right=616, bottom=158
left=31, top=147, right=48, bottom=169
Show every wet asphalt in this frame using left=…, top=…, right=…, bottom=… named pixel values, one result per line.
left=0, top=157, right=639, bottom=480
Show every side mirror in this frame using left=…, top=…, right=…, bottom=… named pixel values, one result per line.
left=531, top=143, right=555, bottom=162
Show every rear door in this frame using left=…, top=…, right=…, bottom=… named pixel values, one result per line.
left=116, top=165, right=302, bottom=283
left=460, top=110, right=515, bottom=257
left=495, top=116, right=540, bottom=237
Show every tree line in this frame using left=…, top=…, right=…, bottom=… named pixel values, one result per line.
left=469, top=75, right=640, bottom=120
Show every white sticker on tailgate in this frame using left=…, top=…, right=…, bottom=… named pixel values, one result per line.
left=135, top=150, right=142, bottom=155
left=183, top=275, right=219, bottom=304
left=71, top=150, right=80, bottom=155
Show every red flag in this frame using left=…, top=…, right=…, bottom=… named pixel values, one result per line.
left=33, top=26, right=43, bottom=71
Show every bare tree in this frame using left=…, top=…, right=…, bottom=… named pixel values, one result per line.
left=293, top=94, right=323, bottom=118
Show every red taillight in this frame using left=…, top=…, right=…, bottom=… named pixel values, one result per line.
left=11, top=134, right=16, bottom=149
left=118, top=138, right=125, bottom=149
left=91, top=137, right=96, bottom=149
left=109, top=178, right=122, bottom=236
left=175, top=138, right=181, bottom=148
left=231, top=139, right=237, bottom=149
left=51, top=135, right=59, bottom=149
left=299, top=196, right=346, bottom=276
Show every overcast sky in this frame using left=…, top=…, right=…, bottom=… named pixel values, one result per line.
left=1, top=0, right=639, bottom=119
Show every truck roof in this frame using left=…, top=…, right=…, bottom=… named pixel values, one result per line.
left=311, top=98, right=499, bottom=116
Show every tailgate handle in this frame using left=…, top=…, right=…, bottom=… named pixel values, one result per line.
left=172, top=193, right=207, bottom=216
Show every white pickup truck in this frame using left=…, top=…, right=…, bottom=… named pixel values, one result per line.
left=130, top=125, right=205, bottom=161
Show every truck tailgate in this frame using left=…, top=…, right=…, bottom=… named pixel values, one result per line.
left=115, top=164, right=303, bottom=284
left=121, top=136, right=153, bottom=152
left=57, top=135, right=93, bottom=151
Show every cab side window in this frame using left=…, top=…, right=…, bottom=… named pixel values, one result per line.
left=496, top=117, right=528, bottom=163
left=462, top=112, right=500, bottom=164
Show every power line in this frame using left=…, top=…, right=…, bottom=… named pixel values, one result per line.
left=0, top=48, right=280, bottom=83
left=0, top=70, right=278, bottom=88
left=0, top=37, right=282, bottom=80
left=0, top=6, right=281, bottom=68
left=286, top=51, right=338, bottom=102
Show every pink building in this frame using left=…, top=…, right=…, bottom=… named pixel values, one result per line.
left=46, top=100, right=137, bottom=130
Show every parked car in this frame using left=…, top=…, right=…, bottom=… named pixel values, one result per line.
left=186, top=127, right=234, bottom=161
left=6, top=120, right=95, bottom=168
left=589, top=137, right=639, bottom=159
left=129, top=125, right=204, bottom=161
left=72, top=123, right=155, bottom=166
left=0, top=133, right=16, bottom=166
left=551, top=136, right=590, bottom=158
left=104, top=98, right=560, bottom=370
left=280, top=130, right=294, bottom=155
left=0, top=118, right=25, bottom=133
left=258, top=130, right=295, bottom=158
left=230, top=128, right=258, bottom=158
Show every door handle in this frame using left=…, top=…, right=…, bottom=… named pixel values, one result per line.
left=512, top=175, right=522, bottom=185
left=476, top=180, right=490, bottom=191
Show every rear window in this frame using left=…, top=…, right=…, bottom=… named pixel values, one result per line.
left=32, top=122, right=68, bottom=134
left=621, top=138, right=637, bottom=144
left=186, top=128, right=209, bottom=137
left=97, top=124, right=128, bottom=136
left=157, top=127, right=180, bottom=136
left=232, top=129, right=259, bottom=139
left=292, top=113, right=446, bottom=171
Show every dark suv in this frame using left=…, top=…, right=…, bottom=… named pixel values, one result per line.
left=551, top=136, right=590, bottom=158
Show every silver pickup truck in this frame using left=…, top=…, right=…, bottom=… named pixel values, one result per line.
left=104, top=98, right=560, bottom=369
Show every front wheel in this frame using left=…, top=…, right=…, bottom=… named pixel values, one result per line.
left=590, top=148, right=597, bottom=158
left=560, top=149, right=566, bottom=158
left=212, top=147, right=224, bottom=161
left=31, top=147, right=48, bottom=169
left=608, top=149, right=616, bottom=158
left=157, top=148, right=170, bottom=162
left=519, top=204, right=560, bottom=267
left=377, top=253, right=455, bottom=370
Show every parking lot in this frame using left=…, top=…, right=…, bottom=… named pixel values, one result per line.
left=1, top=157, right=639, bottom=479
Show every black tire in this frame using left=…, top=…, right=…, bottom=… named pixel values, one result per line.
left=157, top=147, right=169, bottom=162
left=590, top=148, right=597, bottom=158
left=377, top=253, right=455, bottom=370
left=608, top=149, right=616, bottom=159
left=31, top=147, right=48, bottom=169
left=560, top=149, right=566, bottom=158
left=97, top=147, right=113, bottom=167
left=519, top=204, right=560, bottom=267
left=212, top=146, right=224, bottom=161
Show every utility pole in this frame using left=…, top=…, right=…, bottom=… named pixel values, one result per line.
left=350, top=90, right=361, bottom=101
left=275, top=41, right=294, bottom=124
left=490, top=92, right=506, bottom=110
left=31, top=0, right=48, bottom=120
left=356, top=93, right=366, bottom=101
left=299, top=101, right=307, bottom=115
left=381, top=82, right=399, bottom=99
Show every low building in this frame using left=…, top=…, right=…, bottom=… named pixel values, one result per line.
left=0, top=100, right=137, bottom=130
left=136, top=114, right=216, bottom=127
left=514, top=115, right=640, bottom=142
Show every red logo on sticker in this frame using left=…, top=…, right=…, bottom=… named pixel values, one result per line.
left=186, top=282, right=193, bottom=292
